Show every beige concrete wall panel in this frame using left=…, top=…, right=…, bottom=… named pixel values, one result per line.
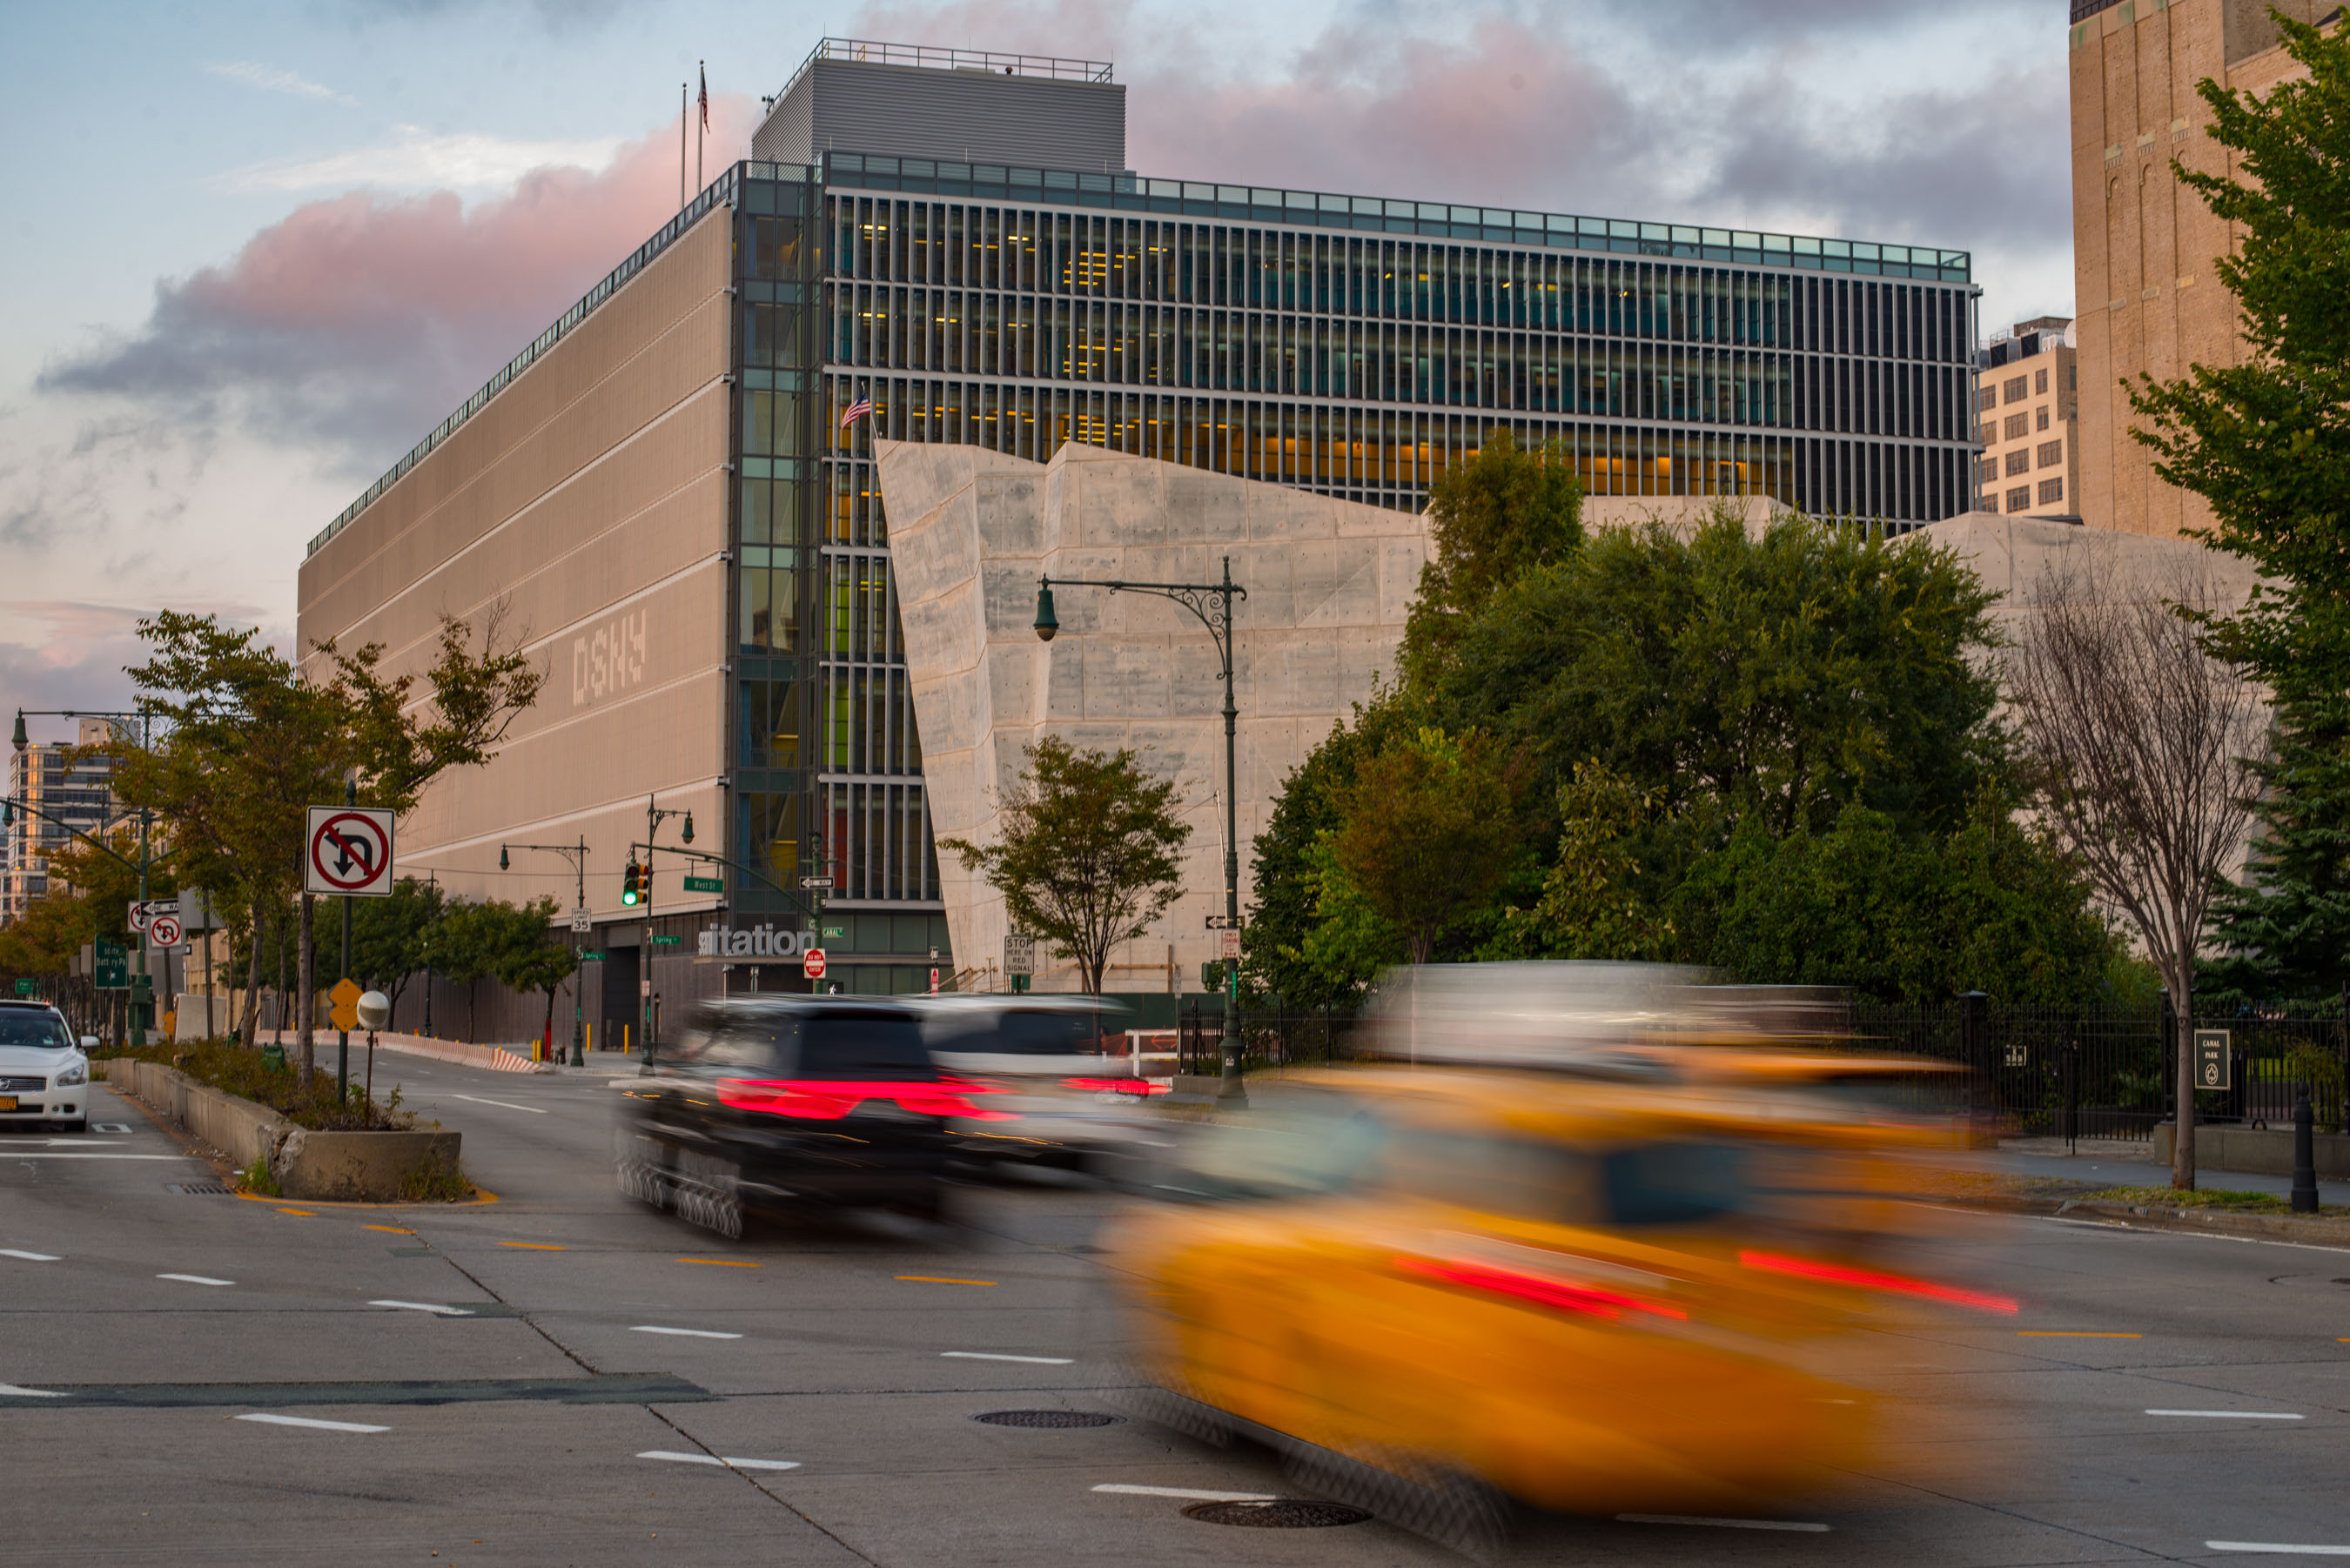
left=403, top=675, right=722, bottom=865
left=298, top=211, right=731, bottom=653
left=1164, top=469, right=1247, bottom=545
left=878, top=437, right=1427, bottom=992
left=976, top=476, right=1046, bottom=555
left=1259, top=636, right=1341, bottom=720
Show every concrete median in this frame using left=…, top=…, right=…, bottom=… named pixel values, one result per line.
left=100, top=1056, right=465, bottom=1202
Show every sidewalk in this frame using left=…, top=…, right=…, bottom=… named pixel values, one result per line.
left=1960, top=1137, right=2350, bottom=1207
left=255, top=1029, right=548, bottom=1075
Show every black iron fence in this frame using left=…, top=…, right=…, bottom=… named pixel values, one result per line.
left=1158, top=991, right=2349, bottom=1144
left=1173, top=1001, right=1355, bottom=1075
left=1850, top=996, right=2350, bottom=1142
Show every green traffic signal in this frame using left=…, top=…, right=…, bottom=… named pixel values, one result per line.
left=621, top=861, right=641, bottom=905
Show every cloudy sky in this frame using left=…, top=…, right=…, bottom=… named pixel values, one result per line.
left=1, top=0, right=2074, bottom=732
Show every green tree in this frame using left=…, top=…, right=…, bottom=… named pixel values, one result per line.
left=1241, top=693, right=1420, bottom=1007
left=2133, top=12, right=2350, bottom=692
left=111, top=607, right=541, bottom=1077
left=1508, top=761, right=1677, bottom=962
left=1672, top=799, right=2117, bottom=1008
left=1326, top=727, right=1526, bottom=964
left=1428, top=506, right=2003, bottom=841
left=937, top=737, right=1192, bottom=994
left=1405, top=428, right=1583, bottom=669
left=493, top=896, right=577, bottom=1054
left=2204, top=696, right=2350, bottom=1002
left=2135, top=16, right=2350, bottom=1007
left=434, top=902, right=538, bottom=1048
left=349, top=877, right=444, bottom=1020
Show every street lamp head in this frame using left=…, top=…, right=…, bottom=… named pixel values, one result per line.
left=10, top=711, right=24, bottom=753
left=682, top=811, right=695, bottom=845
left=499, top=844, right=511, bottom=870
left=1033, top=580, right=1058, bottom=642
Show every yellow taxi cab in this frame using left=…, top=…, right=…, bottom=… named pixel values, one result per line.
left=1102, top=963, right=2010, bottom=1556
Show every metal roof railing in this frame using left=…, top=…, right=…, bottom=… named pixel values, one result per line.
left=769, top=37, right=1114, bottom=107
left=306, top=160, right=812, bottom=560
left=822, top=151, right=1972, bottom=283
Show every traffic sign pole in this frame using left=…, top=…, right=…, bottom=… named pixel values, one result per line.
left=339, top=781, right=354, bottom=1102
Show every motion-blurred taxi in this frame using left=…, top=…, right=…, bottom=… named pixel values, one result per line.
left=1104, top=963, right=2010, bottom=1556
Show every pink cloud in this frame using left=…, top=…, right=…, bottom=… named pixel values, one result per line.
left=42, top=97, right=759, bottom=468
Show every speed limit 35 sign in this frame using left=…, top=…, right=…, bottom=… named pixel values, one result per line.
left=306, top=806, right=397, bottom=897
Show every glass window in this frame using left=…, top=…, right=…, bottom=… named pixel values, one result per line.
left=797, top=1011, right=932, bottom=1079
left=0, top=1010, right=70, bottom=1048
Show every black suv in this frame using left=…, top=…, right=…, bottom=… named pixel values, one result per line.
left=616, top=995, right=974, bottom=1236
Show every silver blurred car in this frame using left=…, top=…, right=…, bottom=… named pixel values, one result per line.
left=910, top=995, right=1165, bottom=1176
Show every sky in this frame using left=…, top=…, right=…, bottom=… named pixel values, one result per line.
left=0, top=0, right=2077, bottom=734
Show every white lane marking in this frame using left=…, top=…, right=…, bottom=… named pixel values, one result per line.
left=630, top=1325, right=742, bottom=1339
left=92, top=1122, right=131, bottom=1133
left=2146, top=1409, right=2305, bottom=1420
left=235, top=1413, right=390, bottom=1433
left=158, top=1273, right=234, bottom=1287
left=2209, top=1545, right=2350, bottom=1557
left=637, top=1450, right=801, bottom=1471
left=0, top=1384, right=66, bottom=1397
left=942, top=1351, right=1074, bottom=1364
left=0, top=1154, right=193, bottom=1161
left=1091, top=1484, right=1280, bottom=1502
left=369, top=1299, right=474, bottom=1317
left=1619, top=1514, right=1832, bottom=1531
left=0, top=1249, right=60, bottom=1261
left=449, top=1094, right=547, bottom=1115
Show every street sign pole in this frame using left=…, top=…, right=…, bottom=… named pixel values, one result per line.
left=339, top=779, right=354, bottom=1102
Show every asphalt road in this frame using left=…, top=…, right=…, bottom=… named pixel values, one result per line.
left=4, top=1051, right=2350, bottom=1566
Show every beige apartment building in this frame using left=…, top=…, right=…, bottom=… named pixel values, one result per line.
left=2069, top=0, right=2324, bottom=536
left=1973, top=317, right=2079, bottom=521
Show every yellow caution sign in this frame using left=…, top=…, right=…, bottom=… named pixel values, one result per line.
left=328, top=977, right=363, bottom=1033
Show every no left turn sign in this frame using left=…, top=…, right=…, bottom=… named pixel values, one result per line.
left=306, top=806, right=397, bottom=897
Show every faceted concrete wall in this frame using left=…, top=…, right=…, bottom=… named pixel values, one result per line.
left=877, top=439, right=1429, bottom=995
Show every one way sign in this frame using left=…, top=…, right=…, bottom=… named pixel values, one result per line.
left=306, top=806, right=397, bottom=897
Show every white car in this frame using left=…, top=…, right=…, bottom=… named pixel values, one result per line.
left=0, top=1001, right=94, bottom=1132
left=911, top=995, right=1165, bottom=1176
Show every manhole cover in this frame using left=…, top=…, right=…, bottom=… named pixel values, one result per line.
left=1183, top=1499, right=1373, bottom=1529
left=970, top=1409, right=1122, bottom=1429
left=164, top=1183, right=235, bottom=1196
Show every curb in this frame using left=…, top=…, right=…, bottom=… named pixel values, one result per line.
left=1933, top=1191, right=2350, bottom=1245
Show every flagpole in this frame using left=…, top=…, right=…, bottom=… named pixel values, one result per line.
left=696, top=61, right=705, bottom=192
left=679, top=83, right=688, bottom=210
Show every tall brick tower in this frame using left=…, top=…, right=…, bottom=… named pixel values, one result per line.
left=2067, top=0, right=2320, bottom=536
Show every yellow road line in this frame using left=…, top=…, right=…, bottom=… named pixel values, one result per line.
left=500, top=1242, right=567, bottom=1250
left=676, top=1257, right=759, bottom=1268
left=275, top=1208, right=316, bottom=1217
left=896, top=1275, right=997, bottom=1287
left=2018, top=1331, right=2142, bottom=1338
left=363, top=1225, right=413, bottom=1235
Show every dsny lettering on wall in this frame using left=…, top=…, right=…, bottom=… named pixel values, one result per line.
left=574, top=611, right=648, bottom=706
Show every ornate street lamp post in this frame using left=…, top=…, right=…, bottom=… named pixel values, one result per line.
left=1035, top=557, right=1249, bottom=1104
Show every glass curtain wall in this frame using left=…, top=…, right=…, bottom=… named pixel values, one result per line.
left=792, top=169, right=1978, bottom=981
left=733, top=173, right=822, bottom=923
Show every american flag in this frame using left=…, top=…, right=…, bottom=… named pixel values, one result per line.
left=840, top=396, right=873, bottom=429
left=697, top=64, right=709, bottom=131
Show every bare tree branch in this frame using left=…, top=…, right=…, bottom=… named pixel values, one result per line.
left=2004, top=548, right=2266, bottom=1188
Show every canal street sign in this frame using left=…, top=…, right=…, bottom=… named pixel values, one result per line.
left=2194, top=1029, right=2231, bottom=1091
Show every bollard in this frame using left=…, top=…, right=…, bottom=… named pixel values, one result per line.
left=2292, top=1083, right=2319, bottom=1215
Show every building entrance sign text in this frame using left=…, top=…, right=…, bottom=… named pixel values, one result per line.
left=698, top=925, right=818, bottom=958
left=306, top=807, right=396, bottom=896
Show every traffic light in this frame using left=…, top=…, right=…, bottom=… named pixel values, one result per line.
left=621, top=859, right=642, bottom=906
